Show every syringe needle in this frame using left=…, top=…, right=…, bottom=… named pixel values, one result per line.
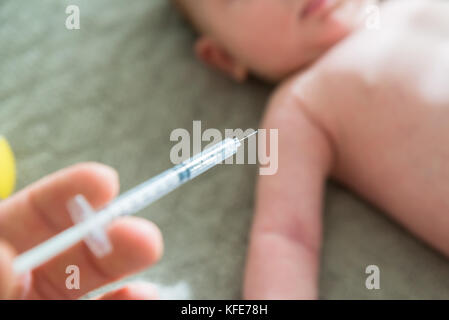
left=239, top=130, right=258, bottom=142
left=13, top=137, right=244, bottom=275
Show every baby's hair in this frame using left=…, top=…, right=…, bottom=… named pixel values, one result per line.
left=171, top=0, right=200, bottom=33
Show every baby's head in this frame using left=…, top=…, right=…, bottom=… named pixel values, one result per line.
left=174, top=0, right=353, bottom=82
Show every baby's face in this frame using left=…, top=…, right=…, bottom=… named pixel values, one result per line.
left=196, top=0, right=352, bottom=81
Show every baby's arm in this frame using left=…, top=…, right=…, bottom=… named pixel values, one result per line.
left=0, top=163, right=162, bottom=299
left=244, top=81, right=334, bottom=299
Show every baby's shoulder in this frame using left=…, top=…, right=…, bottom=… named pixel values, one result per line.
left=266, top=73, right=307, bottom=109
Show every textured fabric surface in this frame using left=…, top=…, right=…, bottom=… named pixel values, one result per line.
left=1, top=0, right=448, bottom=299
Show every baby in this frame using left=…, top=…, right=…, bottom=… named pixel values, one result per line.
left=173, top=0, right=449, bottom=299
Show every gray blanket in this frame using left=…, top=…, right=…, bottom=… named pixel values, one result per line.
left=1, top=0, right=448, bottom=299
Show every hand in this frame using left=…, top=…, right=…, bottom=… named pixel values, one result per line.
left=0, top=163, right=163, bottom=299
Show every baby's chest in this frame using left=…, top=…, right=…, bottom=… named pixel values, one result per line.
left=291, top=12, right=449, bottom=211
left=301, top=7, right=449, bottom=151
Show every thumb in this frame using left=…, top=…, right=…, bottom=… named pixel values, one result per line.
left=0, top=241, right=16, bottom=299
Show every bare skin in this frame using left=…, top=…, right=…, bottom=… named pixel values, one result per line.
left=0, top=163, right=163, bottom=299
left=245, top=0, right=449, bottom=299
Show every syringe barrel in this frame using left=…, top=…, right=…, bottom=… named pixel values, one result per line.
left=106, top=138, right=240, bottom=218
left=177, top=137, right=240, bottom=181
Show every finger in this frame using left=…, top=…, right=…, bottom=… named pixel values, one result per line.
left=0, top=241, right=17, bottom=299
left=0, top=163, right=119, bottom=253
left=25, top=217, right=163, bottom=299
left=95, top=282, right=159, bottom=300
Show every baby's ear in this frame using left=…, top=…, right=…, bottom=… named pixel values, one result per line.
left=194, top=36, right=248, bottom=82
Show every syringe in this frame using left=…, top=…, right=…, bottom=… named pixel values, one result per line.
left=13, top=133, right=256, bottom=275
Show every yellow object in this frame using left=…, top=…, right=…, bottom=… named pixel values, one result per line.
left=0, top=136, right=16, bottom=199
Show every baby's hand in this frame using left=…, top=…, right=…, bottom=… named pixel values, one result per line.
left=0, top=163, right=163, bottom=300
